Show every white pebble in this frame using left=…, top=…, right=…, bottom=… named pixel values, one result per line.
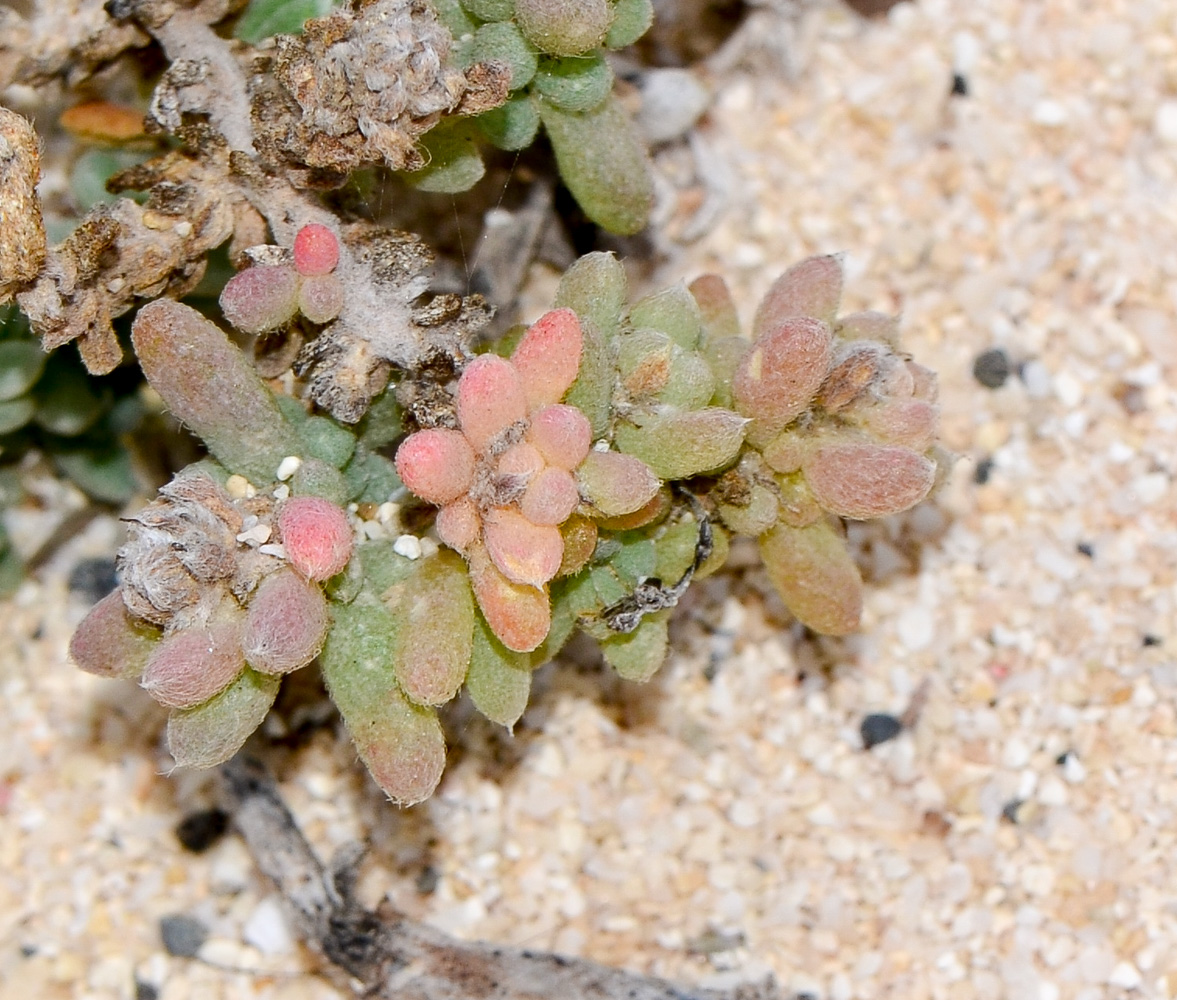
left=1019, top=359, right=1052, bottom=399
left=896, top=606, right=934, bottom=651
left=272, top=483, right=291, bottom=500
left=209, top=839, right=253, bottom=895
left=235, top=523, right=272, bottom=546
left=393, top=534, right=423, bottom=559
left=728, top=800, right=760, bottom=828
left=1154, top=100, right=1177, bottom=145
left=258, top=542, right=287, bottom=559
left=243, top=895, right=295, bottom=956
left=1059, top=752, right=1086, bottom=784
left=1031, top=99, right=1068, bottom=126
left=1108, top=962, right=1142, bottom=989
left=225, top=474, right=255, bottom=499
left=276, top=456, right=303, bottom=481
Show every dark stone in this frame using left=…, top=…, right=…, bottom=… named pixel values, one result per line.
left=67, top=557, right=119, bottom=604
left=950, top=72, right=969, bottom=97
left=415, top=864, right=440, bottom=895
left=973, top=456, right=994, bottom=485
left=1055, top=750, right=1076, bottom=767
left=159, top=914, right=207, bottom=958
left=175, top=808, right=228, bottom=853
left=1143, top=634, right=1162, bottom=647
left=972, top=348, right=1011, bottom=389
left=1075, top=542, right=1095, bottom=558
left=135, top=981, right=160, bottom=1000
left=860, top=713, right=903, bottom=749
left=1001, top=799, right=1024, bottom=824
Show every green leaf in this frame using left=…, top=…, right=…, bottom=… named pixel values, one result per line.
left=614, top=407, right=746, bottom=480
left=300, top=415, right=357, bottom=469
left=539, top=94, right=653, bottom=234
left=532, top=54, right=613, bottom=113
left=604, top=0, right=653, bottom=48
left=342, top=444, right=402, bottom=504
left=460, top=0, right=515, bottom=20
left=33, top=359, right=105, bottom=437
left=472, top=21, right=538, bottom=90
left=467, top=611, right=531, bottom=728
left=357, top=385, right=402, bottom=449
left=406, top=121, right=486, bottom=194
left=477, top=93, right=541, bottom=151
left=0, top=342, right=46, bottom=401
left=321, top=594, right=447, bottom=804
left=52, top=444, right=137, bottom=504
left=553, top=251, right=627, bottom=340
left=601, top=612, right=668, bottom=681
left=167, top=668, right=281, bottom=769
left=0, top=396, right=34, bottom=435
left=234, top=0, right=334, bottom=43
left=629, top=283, right=704, bottom=351
left=131, top=300, right=303, bottom=484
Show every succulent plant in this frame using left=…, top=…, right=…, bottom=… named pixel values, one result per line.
left=69, top=234, right=941, bottom=805
left=421, top=0, right=657, bottom=234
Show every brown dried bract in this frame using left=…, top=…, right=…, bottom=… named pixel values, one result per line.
left=16, top=150, right=243, bottom=373
left=0, top=108, right=47, bottom=304
left=255, top=0, right=508, bottom=179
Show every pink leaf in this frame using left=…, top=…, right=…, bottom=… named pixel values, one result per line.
left=395, top=428, right=476, bottom=505
left=436, top=499, right=481, bottom=552
left=510, top=308, right=583, bottom=408
left=482, top=506, right=564, bottom=587
left=141, top=618, right=246, bottom=709
left=278, top=496, right=354, bottom=580
left=298, top=273, right=345, bottom=324
left=803, top=442, right=936, bottom=519
left=243, top=568, right=330, bottom=674
left=219, top=264, right=300, bottom=335
left=456, top=355, right=528, bottom=452
left=520, top=466, right=580, bottom=526
left=753, top=255, right=844, bottom=332
left=527, top=403, right=592, bottom=470
left=467, top=544, right=551, bottom=653
left=292, top=223, right=340, bottom=276
left=69, top=590, right=160, bottom=680
left=575, top=450, right=660, bottom=517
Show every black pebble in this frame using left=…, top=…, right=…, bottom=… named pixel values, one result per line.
left=135, top=981, right=160, bottom=1000
left=1075, top=542, right=1095, bottom=558
left=860, top=713, right=903, bottom=750
left=159, top=914, right=207, bottom=958
left=972, top=348, right=1011, bottom=389
left=950, top=72, right=969, bottom=97
left=1143, top=634, right=1162, bottom=648
left=1001, top=798, right=1024, bottom=824
left=175, top=808, right=229, bottom=853
left=67, top=557, right=119, bottom=604
left=416, top=865, right=440, bottom=895
left=1055, top=750, right=1075, bottom=767
left=973, top=456, right=994, bottom=485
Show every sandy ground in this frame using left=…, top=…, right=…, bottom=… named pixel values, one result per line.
left=4, top=0, right=1177, bottom=998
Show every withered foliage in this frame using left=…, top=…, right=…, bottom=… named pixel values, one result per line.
left=1, top=0, right=506, bottom=402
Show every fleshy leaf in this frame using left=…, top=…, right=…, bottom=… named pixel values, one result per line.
left=604, top=0, right=654, bottom=47
left=292, top=224, right=340, bottom=276
left=472, top=21, right=538, bottom=90
left=477, top=93, right=541, bottom=151
left=278, top=496, right=354, bottom=580
left=576, top=449, right=660, bottom=517
left=395, top=428, right=476, bottom=504
left=539, top=95, right=653, bottom=235
left=629, top=283, right=703, bottom=350
left=70, top=590, right=160, bottom=680
left=298, top=273, right=345, bottom=324
left=515, top=0, right=613, bottom=55
left=562, top=318, right=613, bottom=437
left=219, top=264, right=301, bottom=335
left=733, top=315, right=833, bottom=447
left=131, top=300, right=303, bottom=484
left=466, top=612, right=532, bottom=729
left=510, top=308, right=583, bottom=408
left=613, top=407, right=745, bottom=480
left=759, top=519, right=862, bottom=635
left=407, top=120, right=486, bottom=194
left=527, top=403, right=592, bottom=470
left=467, top=543, right=551, bottom=652
left=167, top=668, right=280, bottom=769
left=554, top=251, right=627, bottom=340
left=482, top=506, right=564, bottom=586
left=389, top=550, right=475, bottom=706
left=242, top=568, right=330, bottom=675
left=456, top=354, right=528, bottom=451
left=532, top=54, right=614, bottom=113
left=520, top=466, right=579, bottom=525
left=601, top=613, right=668, bottom=682
left=753, top=255, right=844, bottom=333
left=320, top=595, right=446, bottom=805
left=141, top=616, right=246, bottom=709
left=802, top=442, right=936, bottom=519
left=436, top=499, right=481, bottom=552
left=0, top=341, right=46, bottom=401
